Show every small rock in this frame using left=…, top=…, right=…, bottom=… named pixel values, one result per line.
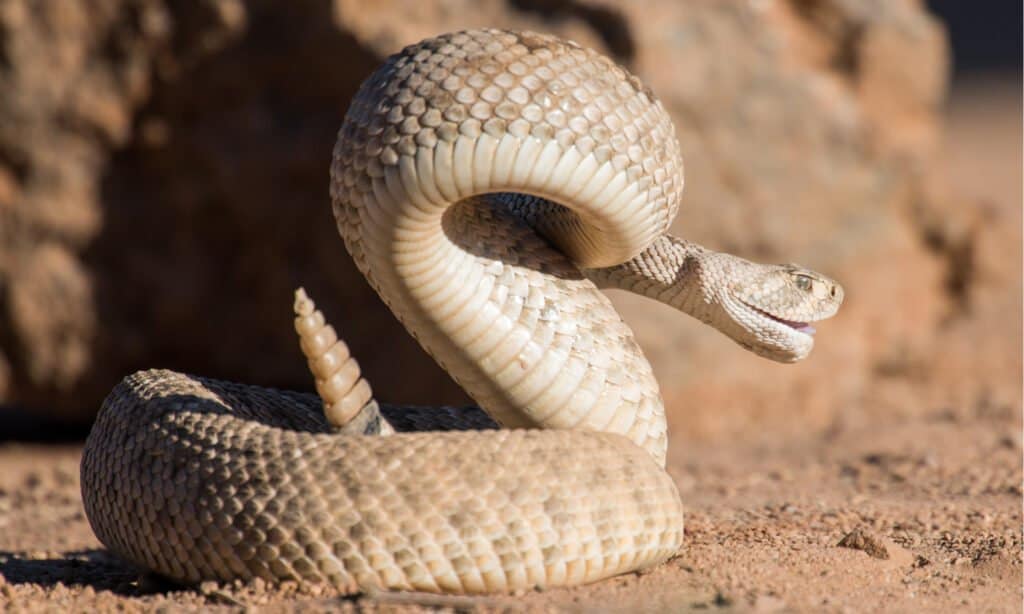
left=838, top=528, right=890, bottom=559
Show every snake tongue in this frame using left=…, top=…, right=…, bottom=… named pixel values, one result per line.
left=794, top=323, right=816, bottom=336
left=771, top=315, right=815, bottom=336
left=775, top=316, right=815, bottom=336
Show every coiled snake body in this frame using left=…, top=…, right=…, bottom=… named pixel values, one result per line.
left=81, top=30, right=843, bottom=594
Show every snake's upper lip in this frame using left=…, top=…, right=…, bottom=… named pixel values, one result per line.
left=746, top=303, right=816, bottom=336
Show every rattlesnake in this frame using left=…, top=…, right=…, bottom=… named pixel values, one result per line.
left=81, top=29, right=843, bottom=595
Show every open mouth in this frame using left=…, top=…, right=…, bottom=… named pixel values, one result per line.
left=747, top=304, right=816, bottom=336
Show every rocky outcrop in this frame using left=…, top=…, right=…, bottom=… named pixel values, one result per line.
left=3, top=0, right=993, bottom=435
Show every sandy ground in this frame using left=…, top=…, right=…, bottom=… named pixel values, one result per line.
left=0, top=81, right=1020, bottom=612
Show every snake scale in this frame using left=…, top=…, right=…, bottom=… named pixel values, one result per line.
left=81, top=29, right=843, bottom=595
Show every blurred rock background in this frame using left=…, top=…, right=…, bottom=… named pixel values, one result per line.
left=0, top=0, right=1018, bottom=443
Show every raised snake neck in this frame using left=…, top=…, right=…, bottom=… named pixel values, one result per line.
left=81, top=29, right=842, bottom=594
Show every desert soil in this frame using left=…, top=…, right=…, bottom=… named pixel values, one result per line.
left=0, top=82, right=1020, bottom=613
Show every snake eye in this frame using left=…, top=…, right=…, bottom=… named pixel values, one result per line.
left=794, top=274, right=813, bottom=291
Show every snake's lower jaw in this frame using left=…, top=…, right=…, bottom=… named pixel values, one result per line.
left=766, top=338, right=814, bottom=363
left=740, top=319, right=817, bottom=363
left=773, top=325, right=817, bottom=363
left=735, top=336, right=813, bottom=364
left=709, top=299, right=814, bottom=363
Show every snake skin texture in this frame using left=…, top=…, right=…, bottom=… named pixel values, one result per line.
left=81, top=29, right=843, bottom=595
left=82, top=371, right=679, bottom=593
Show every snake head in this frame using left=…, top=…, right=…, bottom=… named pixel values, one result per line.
left=584, top=236, right=844, bottom=364
left=719, top=261, right=844, bottom=363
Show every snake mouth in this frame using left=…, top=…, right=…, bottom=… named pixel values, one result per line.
left=746, top=303, right=816, bottom=337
